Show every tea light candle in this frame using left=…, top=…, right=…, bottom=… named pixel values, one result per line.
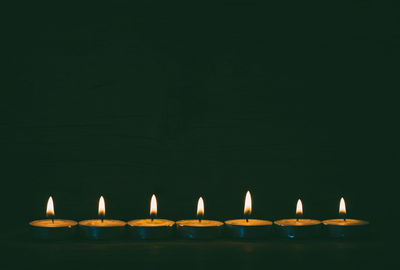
left=225, top=191, right=273, bottom=239
left=274, top=199, right=321, bottom=238
left=128, top=194, right=175, bottom=239
left=176, top=197, right=223, bottom=239
left=322, top=197, right=369, bottom=238
left=79, top=196, right=126, bottom=240
left=29, top=196, right=78, bottom=240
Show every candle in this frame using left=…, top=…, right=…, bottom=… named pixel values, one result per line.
left=128, top=194, right=175, bottom=239
left=322, top=197, right=369, bottom=238
left=29, top=196, right=78, bottom=240
left=225, top=191, right=273, bottom=239
left=176, top=197, right=223, bottom=239
left=79, top=196, right=126, bottom=240
left=274, top=199, right=321, bottom=238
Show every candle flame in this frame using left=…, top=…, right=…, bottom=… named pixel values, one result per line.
left=98, top=196, right=105, bottom=217
left=244, top=191, right=252, bottom=215
left=46, top=196, right=54, bottom=217
left=296, top=199, right=303, bottom=216
left=150, top=194, right=157, bottom=216
left=339, top=197, right=346, bottom=215
left=197, top=197, right=204, bottom=218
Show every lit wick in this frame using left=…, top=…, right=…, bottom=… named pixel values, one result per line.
left=339, top=197, right=347, bottom=222
left=296, top=199, right=303, bottom=222
left=98, top=196, right=105, bottom=223
left=197, top=197, right=204, bottom=223
left=244, top=191, right=252, bottom=223
left=46, top=196, right=55, bottom=224
left=150, top=194, right=157, bottom=222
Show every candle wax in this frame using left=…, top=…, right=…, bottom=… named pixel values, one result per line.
left=128, top=219, right=174, bottom=227
left=274, top=219, right=321, bottom=226
left=176, top=220, right=223, bottom=227
left=322, top=219, right=369, bottom=226
left=79, top=219, right=126, bottom=227
left=225, top=219, right=272, bottom=226
left=30, top=219, right=77, bottom=228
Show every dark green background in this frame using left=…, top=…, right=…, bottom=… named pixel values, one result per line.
left=1, top=1, right=398, bottom=235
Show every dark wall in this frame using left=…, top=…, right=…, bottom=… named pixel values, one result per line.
left=2, top=1, right=398, bottom=230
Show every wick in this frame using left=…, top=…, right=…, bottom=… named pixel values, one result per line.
left=101, top=217, right=104, bottom=223
left=151, top=218, right=154, bottom=222
left=340, top=213, right=346, bottom=222
left=246, top=218, right=248, bottom=222
left=52, top=218, right=54, bottom=224
left=199, top=218, right=202, bottom=223
left=297, top=218, right=299, bottom=222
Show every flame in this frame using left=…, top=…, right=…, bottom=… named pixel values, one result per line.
left=197, top=197, right=204, bottom=217
left=339, top=197, right=346, bottom=215
left=296, top=199, right=303, bottom=215
left=98, top=196, right=105, bottom=217
left=244, top=191, right=252, bottom=215
left=150, top=194, right=157, bottom=216
left=46, top=196, right=54, bottom=217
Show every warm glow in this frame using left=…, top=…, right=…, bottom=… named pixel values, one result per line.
left=244, top=191, right=252, bottom=215
left=98, top=196, right=105, bottom=217
left=296, top=199, right=303, bottom=215
left=46, top=196, right=54, bottom=217
left=150, top=194, right=157, bottom=216
left=339, top=197, right=346, bottom=215
left=197, top=197, right=204, bottom=217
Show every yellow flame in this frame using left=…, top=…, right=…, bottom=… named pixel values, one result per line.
left=150, top=194, right=157, bottom=216
left=46, top=196, right=54, bottom=217
left=296, top=199, right=303, bottom=215
left=339, top=197, right=346, bottom=215
left=197, top=197, right=204, bottom=217
left=98, top=196, right=105, bottom=217
left=244, top=191, right=252, bottom=215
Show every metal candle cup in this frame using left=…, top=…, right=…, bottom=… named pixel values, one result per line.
left=274, top=199, right=321, bottom=238
left=322, top=219, right=369, bottom=238
left=127, top=195, right=175, bottom=239
left=29, top=219, right=78, bottom=240
left=29, top=196, right=78, bottom=240
left=176, top=219, right=223, bottom=239
left=225, top=219, right=273, bottom=239
left=79, top=196, right=126, bottom=240
left=176, top=197, right=223, bottom=239
left=128, top=219, right=175, bottom=239
left=224, top=191, right=273, bottom=239
left=274, top=219, right=321, bottom=238
left=322, top=198, right=369, bottom=238
left=79, top=219, right=126, bottom=240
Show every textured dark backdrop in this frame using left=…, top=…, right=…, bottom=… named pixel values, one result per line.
left=1, top=1, right=398, bottom=268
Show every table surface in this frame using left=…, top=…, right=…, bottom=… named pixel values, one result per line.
left=1, top=226, right=396, bottom=270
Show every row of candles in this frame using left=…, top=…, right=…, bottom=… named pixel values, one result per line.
left=29, top=191, right=369, bottom=240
